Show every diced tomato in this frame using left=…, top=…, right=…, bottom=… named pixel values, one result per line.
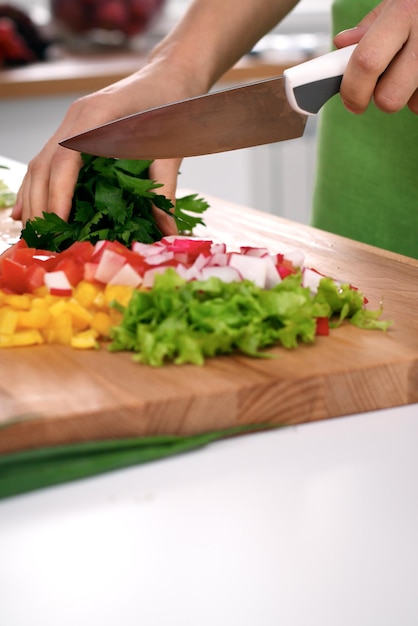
left=25, top=264, right=47, bottom=293
left=59, top=241, right=95, bottom=264
left=13, top=247, right=59, bottom=271
left=55, top=257, right=84, bottom=287
left=315, top=316, right=329, bottom=336
left=119, top=250, right=148, bottom=275
left=83, top=262, right=100, bottom=283
left=1, top=257, right=28, bottom=294
left=0, top=239, right=28, bottom=272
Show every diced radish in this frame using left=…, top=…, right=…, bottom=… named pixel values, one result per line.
left=144, top=250, right=175, bottom=265
left=161, top=237, right=213, bottom=256
left=200, top=265, right=242, bottom=283
left=93, top=240, right=107, bottom=255
left=263, top=255, right=282, bottom=288
left=240, top=246, right=270, bottom=257
left=142, top=266, right=171, bottom=289
left=44, top=270, right=73, bottom=296
left=302, top=267, right=323, bottom=293
left=228, top=253, right=268, bottom=288
left=189, top=252, right=211, bottom=272
left=210, top=242, right=226, bottom=254
left=173, top=252, right=189, bottom=264
left=283, top=249, right=305, bottom=269
left=159, top=235, right=184, bottom=244
left=95, top=249, right=127, bottom=284
left=132, top=241, right=165, bottom=256
left=109, top=263, right=142, bottom=287
left=173, top=264, right=190, bottom=280
left=175, top=263, right=213, bottom=282
left=206, top=252, right=228, bottom=267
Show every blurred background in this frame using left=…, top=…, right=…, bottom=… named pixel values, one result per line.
left=0, top=0, right=333, bottom=224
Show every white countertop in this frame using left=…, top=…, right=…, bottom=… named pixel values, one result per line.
left=1, top=156, right=417, bottom=625
left=1, top=402, right=418, bottom=626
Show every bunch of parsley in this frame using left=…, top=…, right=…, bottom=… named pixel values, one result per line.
left=21, top=154, right=209, bottom=252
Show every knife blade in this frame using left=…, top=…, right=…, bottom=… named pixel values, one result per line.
left=60, top=44, right=356, bottom=160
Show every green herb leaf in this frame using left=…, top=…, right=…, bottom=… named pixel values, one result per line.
left=21, top=155, right=209, bottom=251
left=175, top=194, right=210, bottom=233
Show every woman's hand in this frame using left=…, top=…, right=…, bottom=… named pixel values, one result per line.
left=335, top=0, right=418, bottom=115
left=11, top=64, right=186, bottom=233
left=11, top=0, right=302, bottom=232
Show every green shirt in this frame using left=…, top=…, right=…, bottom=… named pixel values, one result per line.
left=311, top=0, right=418, bottom=259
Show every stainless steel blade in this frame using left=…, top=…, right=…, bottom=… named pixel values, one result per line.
left=59, top=77, right=307, bottom=159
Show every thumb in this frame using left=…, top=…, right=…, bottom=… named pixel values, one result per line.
left=334, top=0, right=387, bottom=47
left=149, top=158, right=182, bottom=237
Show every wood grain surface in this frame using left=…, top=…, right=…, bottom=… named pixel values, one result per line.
left=1, top=193, right=417, bottom=454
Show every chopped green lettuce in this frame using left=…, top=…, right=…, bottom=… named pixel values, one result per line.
left=108, top=269, right=391, bottom=366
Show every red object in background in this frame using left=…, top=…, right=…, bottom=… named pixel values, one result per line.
left=0, top=4, right=50, bottom=67
left=50, top=0, right=166, bottom=38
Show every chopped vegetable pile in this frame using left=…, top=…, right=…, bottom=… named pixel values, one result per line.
left=0, top=155, right=391, bottom=364
left=0, top=235, right=391, bottom=364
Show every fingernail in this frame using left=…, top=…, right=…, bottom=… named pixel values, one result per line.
left=336, top=27, right=359, bottom=36
left=342, top=100, right=361, bottom=115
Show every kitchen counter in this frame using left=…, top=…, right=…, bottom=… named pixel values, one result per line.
left=1, top=157, right=418, bottom=625
left=0, top=45, right=303, bottom=100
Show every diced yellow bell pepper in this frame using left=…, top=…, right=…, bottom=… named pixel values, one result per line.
left=32, top=286, right=48, bottom=298
left=4, top=294, right=31, bottom=310
left=0, top=309, right=19, bottom=335
left=48, top=299, right=67, bottom=317
left=0, top=275, right=136, bottom=349
left=71, top=329, right=99, bottom=349
left=93, top=290, right=106, bottom=309
left=0, top=329, right=44, bottom=347
left=31, top=297, right=49, bottom=310
left=44, top=310, right=73, bottom=346
left=65, top=299, right=93, bottom=331
left=104, top=284, right=134, bottom=307
left=91, top=311, right=113, bottom=338
left=74, top=281, right=101, bottom=308
left=18, top=308, right=50, bottom=330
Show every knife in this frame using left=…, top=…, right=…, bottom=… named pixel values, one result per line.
left=60, top=44, right=356, bottom=160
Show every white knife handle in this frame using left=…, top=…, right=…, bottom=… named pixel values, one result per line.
left=284, top=44, right=356, bottom=115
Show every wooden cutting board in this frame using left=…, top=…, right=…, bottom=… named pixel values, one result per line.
left=1, top=193, right=417, bottom=454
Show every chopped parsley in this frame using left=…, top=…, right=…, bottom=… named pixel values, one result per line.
left=21, top=154, right=209, bottom=251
